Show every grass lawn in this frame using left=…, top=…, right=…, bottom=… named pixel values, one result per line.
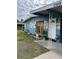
left=17, top=30, right=49, bottom=59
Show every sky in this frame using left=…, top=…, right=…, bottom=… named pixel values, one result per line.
left=17, top=0, right=59, bottom=20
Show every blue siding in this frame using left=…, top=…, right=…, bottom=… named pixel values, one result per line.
left=28, top=28, right=36, bottom=34
left=24, top=15, right=49, bottom=35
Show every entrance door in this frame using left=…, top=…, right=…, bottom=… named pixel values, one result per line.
left=36, top=21, right=44, bottom=36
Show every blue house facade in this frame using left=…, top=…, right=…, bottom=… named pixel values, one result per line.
left=30, top=1, right=62, bottom=42
left=24, top=1, right=62, bottom=43
left=24, top=15, right=49, bottom=36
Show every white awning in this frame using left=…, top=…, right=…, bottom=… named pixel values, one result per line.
left=31, top=1, right=62, bottom=15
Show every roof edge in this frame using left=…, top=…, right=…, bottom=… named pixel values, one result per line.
left=30, top=1, right=62, bottom=14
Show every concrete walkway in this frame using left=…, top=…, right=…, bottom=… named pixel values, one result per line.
left=35, top=40, right=62, bottom=56
left=33, top=51, right=62, bottom=59
left=34, top=39, right=62, bottom=59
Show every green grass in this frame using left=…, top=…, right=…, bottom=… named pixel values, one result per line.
left=17, top=30, right=49, bottom=59
left=17, top=30, right=35, bottom=41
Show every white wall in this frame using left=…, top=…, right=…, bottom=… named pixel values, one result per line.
left=48, top=18, right=56, bottom=40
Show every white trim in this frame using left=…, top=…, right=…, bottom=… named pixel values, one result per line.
left=31, top=1, right=62, bottom=14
